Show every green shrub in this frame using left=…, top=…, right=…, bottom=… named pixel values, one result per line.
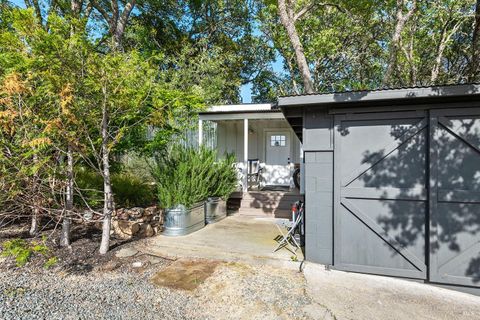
left=74, top=167, right=104, bottom=208
left=1, top=239, right=32, bottom=267
left=44, top=256, right=58, bottom=269
left=152, top=146, right=238, bottom=209
left=111, top=173, right=155, bottom=207
left=1, top=237, right=54, bottom=268
left=74, top=167, right=155, bottom=208
left=208, top=153, right=238, bottom=200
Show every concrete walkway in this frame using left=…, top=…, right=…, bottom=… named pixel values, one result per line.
left=303, top=263, right=480, bottom=320
left=136, top=215, right=303, bottom=269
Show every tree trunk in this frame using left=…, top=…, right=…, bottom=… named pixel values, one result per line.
left=383, top=0, right=417, bottom=86
left=431, top=20, right=464, bottom=84
left=30, top=153, right=40, bottom=236
left=470, top=0, right=480, bottom=82
left=112, top=0, right=136, bottom=50
left=60, top=146, right=73, bottom=247
left=278, top=0, right=314, bottom=94
left=99, top=88, right=113, bottom=255
left=29, top=207, right=40, bottom=236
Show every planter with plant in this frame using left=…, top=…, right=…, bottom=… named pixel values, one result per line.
left=205, top=153, right=237, bottom=224
left=153, top=146, right=217, bottom=236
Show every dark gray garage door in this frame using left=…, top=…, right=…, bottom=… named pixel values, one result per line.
left=333, top=109, right=480, bottom=288
left=429, top=108, right=480, bottom=287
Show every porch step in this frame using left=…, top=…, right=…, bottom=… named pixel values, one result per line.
left=236, top=191, right=303, bottom=219
left=236, top=208, right=292, bottom=220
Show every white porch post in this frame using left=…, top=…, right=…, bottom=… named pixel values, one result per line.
left=198, top=119, right=203, bottom=146
left=243, top=118, right=248, bottom=192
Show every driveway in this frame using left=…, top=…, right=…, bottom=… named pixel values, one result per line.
left=304, top=263, right=480, bottom=320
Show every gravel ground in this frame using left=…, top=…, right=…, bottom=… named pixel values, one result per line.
left=0, top=253, right=316, bottom=320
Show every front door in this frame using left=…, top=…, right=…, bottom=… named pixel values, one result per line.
left=264, top=131, right=292, bottom=186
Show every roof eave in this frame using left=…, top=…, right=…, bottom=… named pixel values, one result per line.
left=278, top=84, right=480, bottom=108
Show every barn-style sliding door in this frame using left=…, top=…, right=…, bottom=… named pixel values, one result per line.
left=429, top=108, right=480, bottom=288
left=333, top=111, right=428, bottom=279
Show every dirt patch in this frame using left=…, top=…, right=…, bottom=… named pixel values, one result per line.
left=151, top=259, right=220, bottom=291
left=0, top=221, right=150, bottom=274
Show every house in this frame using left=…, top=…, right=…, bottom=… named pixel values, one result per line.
left=199, top=83, right=480, bottom=294
left=198, top=103, right=303, bottom=218
left=278, top=83, right=480, bottom=294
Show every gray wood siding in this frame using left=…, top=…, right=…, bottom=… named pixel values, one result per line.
left=305, top=151, right=333, bottom=264
left=303, top=108, right=333, bottom=151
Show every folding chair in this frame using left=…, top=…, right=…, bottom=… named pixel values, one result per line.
left=273, top=205, right=304, bottom=253
left=247, top=159, right=263, bottom=190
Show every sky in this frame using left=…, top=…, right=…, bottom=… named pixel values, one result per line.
left=8, top=0, right=284, bottom=103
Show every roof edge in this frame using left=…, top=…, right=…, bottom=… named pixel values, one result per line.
left=278, top=83, right=480, bottom=107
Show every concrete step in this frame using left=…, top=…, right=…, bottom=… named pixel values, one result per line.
left=237, top=208, right=292, bottom=220
left=240, top=201, right=294, bottom=211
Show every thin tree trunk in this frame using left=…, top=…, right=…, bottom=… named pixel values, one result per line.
left=29, top=153, right=40, bottom=236
left=470, top=0, right=480, bottom=82
left=60, top=146, right=73, bottom=247
left=99, top=86, right=113, bottom=255
left=383, top=0, right=417, bottom=86
left=29, top=207, right=40, bottom=236
left=431, top=20, right=464, bottom=84
left=278, top=0, right=314, bottom=93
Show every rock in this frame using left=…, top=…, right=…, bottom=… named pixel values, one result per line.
left=111, top=220, right=140, bottom=239
left=146, top=255, right=164, bottom=265
left=115, top=208, right=129, bottom=220
left=144, top=206, right=157, bottom=216
left=115, top=247, right=138, bottom=258
left=138, top=223, right=155, bottom=237
left=83, top=211, right=94, bottom=221
left=129, top=207, right=144, bottom=219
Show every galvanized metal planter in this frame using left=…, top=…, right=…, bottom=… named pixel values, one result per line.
left=205, top=197, right=227, bottom=224
left=162, top=202, right=205, bottom=236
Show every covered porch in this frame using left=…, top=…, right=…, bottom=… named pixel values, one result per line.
left=198, top=104, right=303, bottom=193
left=198, top=104, right=304, bottom=218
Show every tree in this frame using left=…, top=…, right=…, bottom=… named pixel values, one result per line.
left=469, top=0, right=480, bottom=81
left=383, top=0, right=417, bottom=86
left=277, top=0, right=314, bottom=93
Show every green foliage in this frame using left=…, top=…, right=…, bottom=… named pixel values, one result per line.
left=208, top=153, right=238, bottom=200
left=111, top=173, right=155, bottom=208
left=74, top=167, right=104, bottom=208
left=1, top=237, right=51, bottom=267
left=44, top=256, right=58, bottom=269
left=153, top=146, right=237, bottom=209
left=1, top=239, right=32, bottom=267
left=74, top=167, right=155, bottom=208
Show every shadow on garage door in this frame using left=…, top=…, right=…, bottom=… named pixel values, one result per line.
left=332, top=108, right=480, bottom=289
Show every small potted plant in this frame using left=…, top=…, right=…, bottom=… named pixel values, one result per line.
left=153, top=146, right=216, bottom=236
left=205, top=154, right=237, bottom=224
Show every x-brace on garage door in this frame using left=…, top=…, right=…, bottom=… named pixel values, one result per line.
left=333, top=108, right=480, bottom=288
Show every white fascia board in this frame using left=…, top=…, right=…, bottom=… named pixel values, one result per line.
left=203, top=103, right=273, bottom=113
left=199, top=112, right=284, bottom=121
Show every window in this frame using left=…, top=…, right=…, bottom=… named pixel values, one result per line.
left=270, top=135, right=286, bottom=147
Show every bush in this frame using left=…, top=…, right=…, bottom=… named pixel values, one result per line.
left=1, top=237, right=56, bottom=268
left=208, top=153, right=238, bottom=200
left=152, top=146, right=238, bottom=209
left=111, top=173, right=155, bottom=208
left=74, top=167, right=155, bottom=208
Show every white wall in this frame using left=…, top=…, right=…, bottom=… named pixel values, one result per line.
left=216, top=119, right=301, bottom=164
